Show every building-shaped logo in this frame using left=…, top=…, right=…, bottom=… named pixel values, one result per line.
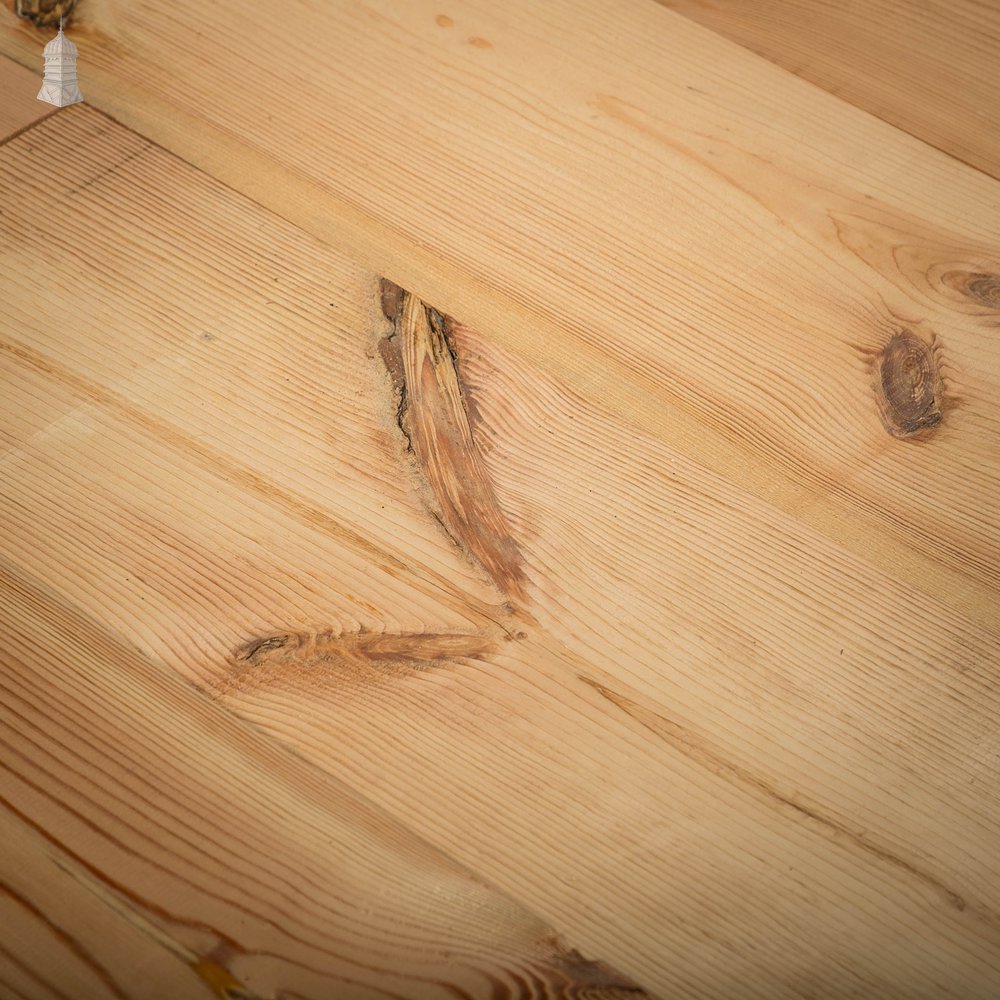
left=37, top=25, right=83, bottom=107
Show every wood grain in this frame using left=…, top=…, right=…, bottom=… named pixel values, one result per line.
left=1, top=0, right=996, bottom=631
left=657, top=0, right=1000, bottom=179
left=0, top=559, right=650, bottom=999
left=0, top=105, right=654, bottom=996
left=225, top=294, right=1000, bottom=995
left=0, top=53, right=51, bottom=140
left=4, top=1, right=1000, bottom=996
left=2, top=103, right=999, bottom=997
left=379, top=281, right=526, bottom=606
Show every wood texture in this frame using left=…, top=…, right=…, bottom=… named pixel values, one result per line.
left=379, top=281, right=527, bottom=606
left=0, top=53, right=51, bottom=139
left=0, top=560, right=646, bottom=999
left=657, top=0, right=1000, bottom=179
left=1, top=0, right=996, bottom=629
left=2, top=1, right=999, bottom=997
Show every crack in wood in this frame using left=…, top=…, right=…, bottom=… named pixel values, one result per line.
left=379, top=279, right=527, bottom=605
left=579, top=675, right=971, bottom=915
left=233, top=628, right=497, bottom=669
left=219, top=628, right=499, bottom=699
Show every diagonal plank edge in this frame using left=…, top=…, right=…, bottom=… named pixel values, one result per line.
left=655, top=0, right=1000, bottom=181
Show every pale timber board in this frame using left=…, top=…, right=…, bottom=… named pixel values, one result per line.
left=226, top=311, right=1000, bottom=993
left=658, top=0, right=1000, bottom=180
left=0, top=54, right=49, bottom=141
left=0, top=560, right=642, bottom=999
left=1, top=108, right=999, bottom=997
left=0, top=107, right=651, bottom=996
left=0, top=106, right=506, bottom=669
left=0, top=0, right=996, bottom=632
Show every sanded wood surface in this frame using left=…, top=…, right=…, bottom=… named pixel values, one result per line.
left=658, top=0, right=1000, bottom=179
left=0, top=54, right=51, bottom=139
left=2, top=2, right=1000, bottom=998
left=2, top=561, right=644, bottom=999
left=3, top=0, right=997, bottom=630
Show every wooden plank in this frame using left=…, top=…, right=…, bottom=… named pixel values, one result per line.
left=0, top=560, right=649, bottom=999
left=1, top=0, right=996, bottom=632
left=0, top=53, right=50, bottom=140
left=657, top=0, right=1000, bottom=179
left=0, top=105, right=505, bottom=649
left=3, top=105, right=999, bottom=998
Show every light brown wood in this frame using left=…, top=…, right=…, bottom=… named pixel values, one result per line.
left=657, top=0, right=1000, bottom=179
left=0, top=559, right=645, bottom=999
left=0, top=53, right=49, bottom=140
left=2, top=0, right=996, bottom=630
left=2, top=1, right=999, bottom=997
left=3, top=101, right=999, bottom=997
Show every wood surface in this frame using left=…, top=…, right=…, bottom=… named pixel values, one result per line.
left=657, top=0, right=1000, bottom=180
left=0, top=53, right=50, bottom=139
left=3, top=0, right=997, bottom=630
left=1, top=561, right=646, bottom=999
left=1, top=1, right=999, bottom=997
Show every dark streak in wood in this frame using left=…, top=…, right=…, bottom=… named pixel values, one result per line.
left=579, top=674, right=970, bottom=914
left=237, top=634, right=290, bottom=665
left=378, top=279, right=527, bottom=603
left=0, top=939, right=73, bottom=1000
left=234, top=628, right=496, bottom=668
left=223, top=629, right=497, bottom=698
left=1, top=716, right=412, bottom=977
left=69, top=145, right=151, bottom=196
left=436, top=312, right=486, bottom=431
left=377, top=332, right=408, bottom=448
left=0, top=790, right=248, bottom=967
left=379, top=276, right=404, bottom=323
left=870, top=330, right=946, bottom=439
left=2, top=568, right=642, bottom=997
left=5, top=756, right=524, bottom=995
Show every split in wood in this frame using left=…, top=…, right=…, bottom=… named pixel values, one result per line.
left=379, top=279, right=527, bottom=604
